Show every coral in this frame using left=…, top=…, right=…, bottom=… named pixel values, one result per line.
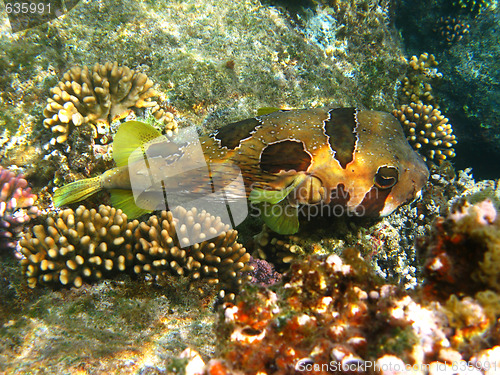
left=433, top=9, right=500, bottom=172
left=409, top=53, right=439, bottom=75
left=393, top=102, right=457, bottom=166
left=133, top=207, right=253, bottom=301
left=452, top=0, right=493, bottom=17
left=0, top=166, right=38, bottom=252
left=434, top=17, right=470, bottom=46
left=20, top=205, right=252, bottom=300
left=150, top=95, right=179, bottom=137
left=246, top=257, right=282, bottom=287
left=43, top=62, right=158, bottom=144
left=251, top=224, right=305, bottom=272
left=215, top=250, right=421, bottom=372
left=401, top=53, right=442, bottom=107
left=420, top=199, right=500, bottom=301
left=212, top=248, right=500, bottom=372
left=20, top=205, right=137, bottom=288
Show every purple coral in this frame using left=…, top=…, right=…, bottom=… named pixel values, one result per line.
left=0, top=166, right=38, bottom=252
left=247, top=257, right=282, bottom=286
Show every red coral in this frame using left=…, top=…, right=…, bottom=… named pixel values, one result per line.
left=0, top=166, right=38, bottom=252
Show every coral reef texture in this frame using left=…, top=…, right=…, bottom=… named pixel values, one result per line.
left=43, top=61, right=157, bottom=144
left=393, top=102, right=457, bottom=165
left=0, top=166, right=38, bottom=251
left=421, top=199, right=500, bottom=300
left=20, top=205, right=252, bottom=299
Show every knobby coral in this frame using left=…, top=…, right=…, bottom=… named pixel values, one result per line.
left=393, top=102, right=457, bottom=166
left=20, top=205, right=252, bottom=299
left=43, top=62, right=158, bottom=144
left=133, top=207, right=253, bottom=300
left=452, top=0, right=493, bottom=17
left=0, top=166, right=38, bottom=252
left=20, top=205, right=137, bottom=288
left=434, top=17, right=470, bottom=46
left=401, top=53, right=442, bottom=107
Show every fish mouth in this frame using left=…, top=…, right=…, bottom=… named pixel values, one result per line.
left=404, top=177, right=425, bottom=205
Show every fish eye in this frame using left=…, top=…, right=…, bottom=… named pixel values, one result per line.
left=374, top=166, right=399, bottom=189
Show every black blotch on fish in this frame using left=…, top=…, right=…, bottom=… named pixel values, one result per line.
left=213, top=117, right=262, bottom=149
left=260, top=140, right=312, bottom=174
left=324, top=108, right=357, bottom=168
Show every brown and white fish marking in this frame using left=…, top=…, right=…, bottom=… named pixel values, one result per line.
left=54, top=107, right=429, bottom=234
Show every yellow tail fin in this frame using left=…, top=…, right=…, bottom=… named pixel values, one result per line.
left=53, top=177, right=102, bottom=207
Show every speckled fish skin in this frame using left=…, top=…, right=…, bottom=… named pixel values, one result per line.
left=202, top=107, right=429, bottom=217
left=53, top=107, right=429, bottom=231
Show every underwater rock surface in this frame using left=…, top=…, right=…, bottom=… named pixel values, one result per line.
left=394, top=0, right=500, bottom=178
left=0, top=0, right=499, bottom=373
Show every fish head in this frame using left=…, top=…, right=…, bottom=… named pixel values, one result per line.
left=345, top=109, right=429, bottom=216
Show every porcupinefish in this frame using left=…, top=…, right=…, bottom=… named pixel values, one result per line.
left=53, top=107, right=429, bottom=234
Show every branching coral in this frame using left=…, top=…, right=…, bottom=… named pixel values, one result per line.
left=133, top=207, right=253, bottom=300
left=401, top=53, right=442, bottom=107
left=393, top=102, right=457, bottom=166
left=20, top=205, right=252, bottom=299
left=434, top=17, right=470, bottom=46
left=0, top=166, right=38, bottom=252
left=20, top=205, right=137, bottom=288
left=43, top=62, right=158, bottom=144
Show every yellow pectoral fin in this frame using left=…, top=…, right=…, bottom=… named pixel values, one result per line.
left=112, top=120, right=163, bottom=167
left=257, top=107, right=283, bottom=116
left=109, top=189, right=152, bottom=219
left=259, top=199, right=299, bottom=235
left=249, top=174, right=306, bottom=205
